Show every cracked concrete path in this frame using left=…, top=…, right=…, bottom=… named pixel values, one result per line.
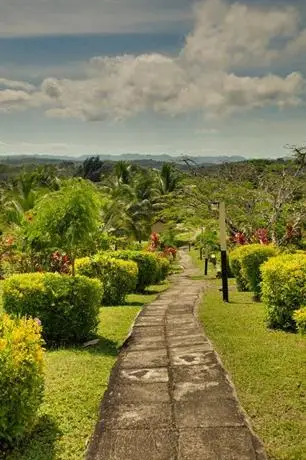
left=87, top=250, right=266, bottom=460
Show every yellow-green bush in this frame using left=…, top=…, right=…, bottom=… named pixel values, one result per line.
left=155, top=256, right=171, bottom=283
left=75, top=255, right=138, bottom=305
left=241, top=245, right=277, bottom=300
left=3, top=273, right=102, bottom=345
left=261, top=254, right=306, bottom=330
left=230, top=244, right=277, bottom=299
left=293, top=306, right=306, bottom=335
left=230, top=246, right=252, bottom=292
left=0, top=314, right=44, bottom=446
left=105, top=250, right=161, bottom=291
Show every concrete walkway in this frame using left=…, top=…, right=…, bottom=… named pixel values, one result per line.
left=87, top=250, right=266, bottom=460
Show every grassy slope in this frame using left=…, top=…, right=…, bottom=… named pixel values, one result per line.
left=198, top=278, right=306, bottom=460
left=0, top=282, right=169, bottom=460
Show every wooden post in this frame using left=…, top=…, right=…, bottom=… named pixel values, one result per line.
left=204, top=248, right=208, bottom=275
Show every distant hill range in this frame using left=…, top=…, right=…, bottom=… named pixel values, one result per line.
left=0, top=153, right=246, bottom=167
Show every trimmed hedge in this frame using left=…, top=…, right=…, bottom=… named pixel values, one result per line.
left=155, top=256, right=171, bottom=283
left=230, top=246, right=251, bottom=292
left=3, top=273, right=102, bottom=345
left=105, top=251, right=163, bottom=291
left=230, top=244, right=277, bottom=299
left=261, top=254, right=306, bottom=330
left=75, top=255, right=138, bottom=305
left=0, top=314, right=44, bottom=446
left=293, top=306, right=306, bottom=335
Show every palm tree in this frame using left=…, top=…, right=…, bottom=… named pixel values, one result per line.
left=3, top=173, right=38, bottom=225
left=101, top=164, right=160, bottom=242
left=158, top=163, right=181, bottom=195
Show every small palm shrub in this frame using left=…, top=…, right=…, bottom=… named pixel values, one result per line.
left=105, top=251, right=161, bottom=291
left=75, top=255, right=138, bottom=305
left=3, top=273, right=102, bottom=345
left=0, top=314, right=44, bottom=446
left=261, top=253, right=306, bottom=330
left=293, top=307, right=306, bottom=335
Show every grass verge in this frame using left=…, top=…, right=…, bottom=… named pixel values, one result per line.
left=199, top=278, right=306, bottom=460
left=0, top=282, right=169, bottom=460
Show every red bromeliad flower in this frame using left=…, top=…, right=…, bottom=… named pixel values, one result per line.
left=148, top=232, right=160, bottom=251
left=254, top=228, right=269, bottom=245
left=285, top=224, right=301, bottom=243
left=163, top=246, right=177, bottom=259
left=233, top=232, right=247, bottom=245
left=50, top=251, right=71, bottom=274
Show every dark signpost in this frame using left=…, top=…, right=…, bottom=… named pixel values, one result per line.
left=219, top=202, right=229, bottom=302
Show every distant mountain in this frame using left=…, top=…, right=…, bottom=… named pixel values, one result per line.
left=0, top=153, right=246, bottom=166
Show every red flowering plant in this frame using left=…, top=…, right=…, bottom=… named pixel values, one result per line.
left=284, top=224, right=302, bottom=245
left=232, top=232, right=247, bottom=245
left=253, top=228, right=270, bottom=245
left=147, top=232, right=177, bottom=260
left=148, top=232, right=160, bottom=252
left=49, top=251, right=71, bottom=274
left=163, top=246, right=177, bottom=260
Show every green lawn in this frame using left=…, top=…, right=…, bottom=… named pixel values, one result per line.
left=198, top=279, right=306, bottom=460
left=0, top=282, right=169, bottom=460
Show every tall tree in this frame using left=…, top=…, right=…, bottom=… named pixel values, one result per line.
left=26, top=179, right=101, bottom=275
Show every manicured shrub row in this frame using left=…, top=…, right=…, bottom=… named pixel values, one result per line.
left=75, top=255, right=138, bottom=305
left=229, top=246, right=250, bottom=292
left=230, top=244, right=277, bottom=299
left=261, top=253, right=306, bottom=330
left=0, top=314, right=44, bottom=446
left=293, top=306, right=306, bottom=335
left=105, top=250, right=170, bottom=291
left=155, top=256, right=171, bottom=283
left=3, top=273, right=102, bottom=345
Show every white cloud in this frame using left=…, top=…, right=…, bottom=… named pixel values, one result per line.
left=0, top=78, right=35, bottom=91
left=183, top=0, right=299, bottom=68
left=2, top=0, right=306, bottom=120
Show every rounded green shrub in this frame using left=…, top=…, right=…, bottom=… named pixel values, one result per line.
left=0, top=314, right=44, bottom=446
left=240, top=244, right=277, bottom=300
left=293, top=306, right=306, bottom=335
left=75, top=255, right=138, bottom=305
left=105, top=251, right=160, bottom=291
left=230, top=244, right=277, bottom=298
left=3, top=273, right=102, bottom=345
left=261, top=254, right=306, bottom=330
left=155, top=256, right=171, bottom=283
left=229, top=246, right=251, bottom=292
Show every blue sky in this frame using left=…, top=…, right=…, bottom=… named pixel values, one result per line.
left=1, top=0, right=306, bottom=158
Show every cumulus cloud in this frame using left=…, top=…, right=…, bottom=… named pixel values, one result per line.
left=0, top=79, right=49, bottom=113
left=2, top=0, right=306, bottom=120
left=0, top=78, right=35, bottom=91
left=183, top=0, right=299, bottom=68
